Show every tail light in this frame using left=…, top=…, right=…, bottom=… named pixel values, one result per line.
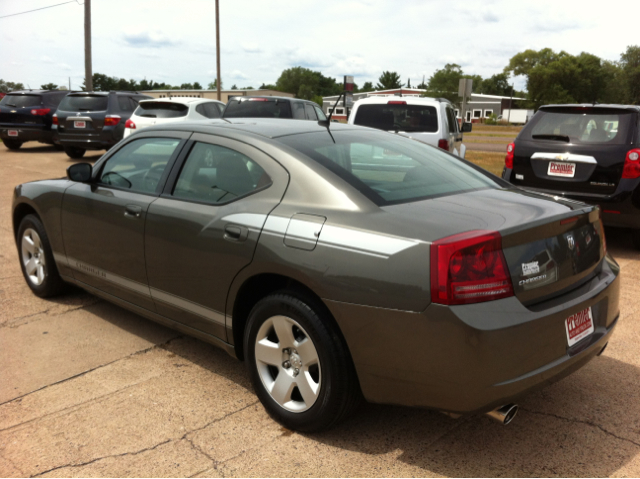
left=505, top=143, right=515, bottom=169
left=104, top=115, right=121, bottom=126
left=248, top=98, right=268, bottom=101
left=387, top=100, right=407, bottom=105
left=30, top=108, right=50, bottom=116
left=622, top=149, right=640, bottom=179
left=125, top=118, right=136, bottom=129
left=431, top=230, right=514, bottom=305
left=52, top=114, right=58, bottom=125
left=438, top=139, right=449, bottom=151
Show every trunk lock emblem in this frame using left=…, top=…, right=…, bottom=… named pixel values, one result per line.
left=567, top=234, right=575, bottom=250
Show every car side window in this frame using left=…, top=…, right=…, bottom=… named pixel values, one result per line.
left=291, top=102, right=306, bottom=120
left=314, top=106, right=327, bottom=121
left=173, top=142, right=271, bottom=204
left=304, top=104, right=318, bottom=121
left=196, top=103, right=222, bottom=119
left=98, top=138, right=180, bottom=194
left=446, top=108, right=458, bottom=133
left=117, top=96, right=134, bottom=112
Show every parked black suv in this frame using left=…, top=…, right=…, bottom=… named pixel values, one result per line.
left=222, top=96, right=327, bottom=121
left=54, top=91, right=152, bottom=158
left=502, top=104, right=640, bottom=248
left=0, top=90, right=72, bottom=150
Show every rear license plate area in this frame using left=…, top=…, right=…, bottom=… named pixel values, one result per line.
left=74, top=121, right=86, bottom=128
left=8, top=130, right=18, bottom=137
left=565, top=307, right=594, bottom=347
left=548, top=161, right=576, bottom=177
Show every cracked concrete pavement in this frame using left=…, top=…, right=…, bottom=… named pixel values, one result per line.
left=1, top=143, right=640, bottom=477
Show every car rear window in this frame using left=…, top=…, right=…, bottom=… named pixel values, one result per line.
left=0, top=94, right=43, bottom=108
left=278, top=130, right=500, bottom=205
left=135, top=101, right=188, bottom=118
left=223, top=99, right=292, bottom=119
left=525, top=108, right=634, bottom=145
left=58, top=94, right=108, bottom=112
left=354, top=104, right=439, bottom=132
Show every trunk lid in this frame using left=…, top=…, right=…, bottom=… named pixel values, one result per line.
left=0, top=94, right=45, bottom=126
left=57, top=94, right=109, bottom=135
left=382, top=187, right=604, bottom=306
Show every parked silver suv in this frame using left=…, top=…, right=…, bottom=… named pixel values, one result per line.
left=348, top=96, right=471, bottom=157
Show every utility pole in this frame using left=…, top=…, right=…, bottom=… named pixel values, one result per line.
left=84, top=0, right=92, bottom=91
left=507, top=83, right=514, bottom=124
left=215, top=0, right=221, bottom=101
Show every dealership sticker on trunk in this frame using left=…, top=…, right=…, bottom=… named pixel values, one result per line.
left=565, top=307, right=594, bottom=347
left=548, top=161, right=576, bottom=177
left=74, top=121, right=86, bottom=128
left=8, top=130, right=18, bottom=137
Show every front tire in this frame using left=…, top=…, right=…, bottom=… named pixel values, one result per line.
left=64, top=146, right=86, bottom=159
left=4, top=139, right=23, bottom=150
left=244, top=293, right=361, bottom=432
left=17, top=214, right=66, bottom=297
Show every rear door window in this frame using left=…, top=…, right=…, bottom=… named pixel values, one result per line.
left=354, top=103, right=439, bottom=132
left=135, top=102, right=188, bottom=118
left=304, top=104, right=318, bottom=120
left=291, top=102, right=306, bottom=119
left=173, top=142, right=271, bottom=204
left=117, top=96, right=135, bottom=112
left=223, top=99, right=292, bottom=118
left=527, top=109, right=633, bottom=145
left=58, top=94, right=108, bottom=112
left=1, top=94, right=43, bottom=108
left=98, top=138, right=181, bottom=194
left=446, top=108, right=458, bottom=133
left=196, top=102, right=222, bottom=119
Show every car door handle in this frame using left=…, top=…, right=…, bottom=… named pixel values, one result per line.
left=124, top=205, right=142, bottom=218
left=224, top=225, right=248, bottom=242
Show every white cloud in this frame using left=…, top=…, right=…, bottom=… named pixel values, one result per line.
left=122, top=29, right=179, bottom=48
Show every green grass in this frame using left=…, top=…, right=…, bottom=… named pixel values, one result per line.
left=465, top=151, right=505, bottom=176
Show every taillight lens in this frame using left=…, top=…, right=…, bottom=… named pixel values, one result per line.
left=505, top=143, right=515, bottom=169
left=248, top=98, right=268, bottom=101
left=52, top=114, right=58, bottom=125
left=431, top=230, right=514, bottom=305
left=31, top=108, right=50, bottom=116
left=622, top=149, right=640, bottom=179
left=387, top=100, right=407, bottom=105
left=438, top=139, right=449, bottom=151
left=104, top=115, right=121, bottom=126
left=125, top=118, right=136, bottom=129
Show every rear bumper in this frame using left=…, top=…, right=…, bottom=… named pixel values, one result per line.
left=503, top=168, right=640, bottom=230
left=0, top=126, right=54, bottom=143
left=56, top=127, right=121, bottom=150
left=326, top=255, right=620, bottom=414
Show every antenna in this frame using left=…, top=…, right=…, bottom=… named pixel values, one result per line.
left=320, top=91, right=345, bottom=127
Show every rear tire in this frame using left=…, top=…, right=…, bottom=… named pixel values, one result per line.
left=632, top=230, right=640, bottom=250
left=244, top=292, right=361, bottom=432
left=17, top=214, right=66, bottom=298
left=4, top=139, right=23, bottom=150
left=64, top=146, right=86, bottom=159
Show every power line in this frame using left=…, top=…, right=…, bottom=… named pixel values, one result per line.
left=0, top=0, right=83, bottom=20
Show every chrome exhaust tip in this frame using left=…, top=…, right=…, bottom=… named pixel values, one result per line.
left=485, top=403, right=518, bottom=425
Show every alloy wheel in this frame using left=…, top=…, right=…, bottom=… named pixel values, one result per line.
left=21, top=228, right=46, bottom=286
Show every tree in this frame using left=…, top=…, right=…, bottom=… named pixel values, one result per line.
left=259, top=83, right=276, bottom=90
left=620, top=45, right=640, bottom=104
left=360, top=81, right=374, bottom=93
left=476, top=73, right=511, bottom=96
left=376, top=71, right=403, bottom=90
left=40, top=82, right=58, bottom=90
left=426, top=64, right=480, bottom=102
left=207, top=79, right=223, bottom=89
left=0, top=80, right=25, bottom=93
left=274, top=67, right=341, bottom=100
left=180, top=83, right=194, bottom=89
left=193, top=82, right=203, bottom=90
left=231, top=84, right=238, bottom=90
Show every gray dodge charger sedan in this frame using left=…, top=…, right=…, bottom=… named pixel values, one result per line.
left=12, top=119, right=620, bottom=431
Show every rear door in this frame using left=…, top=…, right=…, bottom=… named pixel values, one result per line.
left=0, top=93, right=45, bottom=129
left=144, top=134, right=289, bottom=339
left=60, top=133, right=187, bottom=309
left=510, top=107, right=636, bottom=195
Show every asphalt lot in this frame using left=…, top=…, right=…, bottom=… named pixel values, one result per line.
left=1, top=143, right=640, bottom=477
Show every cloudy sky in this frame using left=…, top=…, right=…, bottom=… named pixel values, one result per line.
left=1, top=0, right=638, bottom=92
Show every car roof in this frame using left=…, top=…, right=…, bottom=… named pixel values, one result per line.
left=141, top=118, right=361, bottom=139
left=227, top=96, right=308, bottom=103
left=354, top=96, right=446, bottom=106
left=540, top=104, right=640, bottom=112
left=6, top=90, right=64, bottom=95
left=139, top=97, right=223, bottom=105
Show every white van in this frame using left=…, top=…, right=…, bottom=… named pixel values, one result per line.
left=348, top=96, right=471, bottom=158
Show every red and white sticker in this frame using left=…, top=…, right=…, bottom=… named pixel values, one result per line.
left=565, top=307, right=594, bottom=347
left=548, top=161, right=576, bottom=177
left=8, top=130, right=18, bottom=137
left=74, top=121, right=86, bottom=129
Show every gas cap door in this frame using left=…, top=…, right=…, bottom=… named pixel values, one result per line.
left=284, top=214, right=326, bottom=251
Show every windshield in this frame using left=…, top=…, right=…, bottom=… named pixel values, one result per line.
left=278, top=130, right=501, bottom=205
left=223, top=99, right=292, bottom=118
left=0, top=94, right=42, bottom=108
left=354, top=103, right=439, bottom=132
left=58, top=94, right=108, bottom=112
left=527, top=108, right=633, bottom=145
left=135, top=102, right=188, bottom=118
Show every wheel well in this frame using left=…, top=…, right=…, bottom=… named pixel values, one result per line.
left=231, top=273, right=338, bottom=361
left=13, top=203, right=39, bottom=240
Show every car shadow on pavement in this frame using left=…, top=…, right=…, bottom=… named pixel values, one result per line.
left=605, top=226, right=640, bottom=261
left=307, top=355, right=640, bottom=476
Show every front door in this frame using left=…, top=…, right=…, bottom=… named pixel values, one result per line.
left=144, top=134, right=289, bottom=340
left=60, top=136, right=184, bottom=310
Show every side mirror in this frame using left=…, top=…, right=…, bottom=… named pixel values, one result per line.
left=461, top=122, right=473, bottom=133
left=67, top=163, right=93, bottom=182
